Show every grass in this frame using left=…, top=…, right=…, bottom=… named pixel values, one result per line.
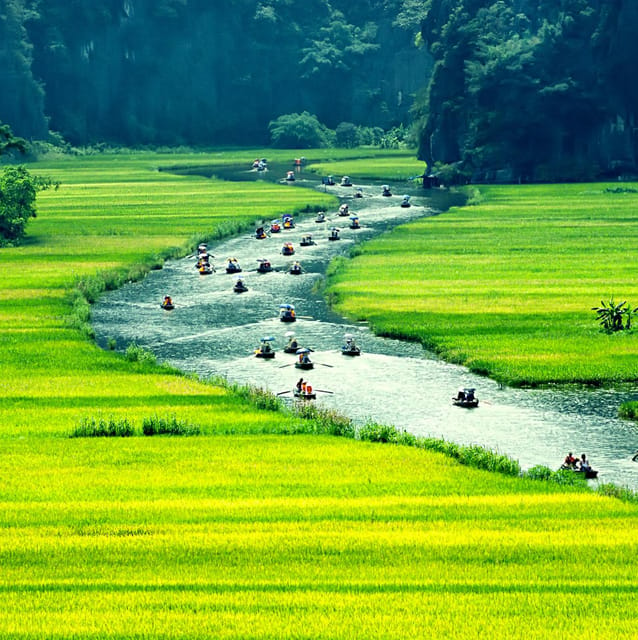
left=325, top=182, right=638, bottom=386
left=1, top=435, right=637, bottom=639
left=0, top=151, right=637, bottom=637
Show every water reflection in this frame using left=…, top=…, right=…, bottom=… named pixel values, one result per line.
left=92, top=166, right=638, bottom=489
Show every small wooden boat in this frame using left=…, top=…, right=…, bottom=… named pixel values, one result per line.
left=233, top=281, right=248, bottom=293
left=225, top=258, right=242, bottom=274
left=349, top=216, right=360, bottom=229
left=199, top=265, right=214, bottom=275
left=382, top=185, right=392, bottom=197
left=255, top=227, right=267, bottom=239
left=295, top=361, right=314, bottom=370
left=354, top=188, right=363, bottom=198
left=340, top=176, right=353, bottom=187
left=341, top=334, right=360, bottom=356
left=400, top=195, right=411, bottom=208
left=560, top=465, right=598, bottom=479
left=315, top=212, right=326, bottom=223
left=338, top=204, right=350, bottom=216
left=285, top=171, right=296, bottom=182
left=270, top=220, right=281, bottom=233
left=322, top=176, right=335, bottom=186
left=282, top=242, right=295, bottom=256
left=295, top=348, right=313, bottom=369
left=160, top=299, right=174, bottom=310
left=257, top=259, right=272, bottom=273
left=453, top=388, right=479, bottom=408
left=328, top=227, right=340, bottom=241
left=279, top=304, right=296, bottom=322
left=289, top=262, right=303, bottom=275
left=300, top=234, right=314, bottom=246
left=294, top=388, right=316, bottom=400
left=282, top=215, right=295, bottom=229
left=255, top=337, right=276, bottom=359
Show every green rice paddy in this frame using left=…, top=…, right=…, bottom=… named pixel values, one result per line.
left=326, top=183, right=638, bottom=386
left=1, top=152, right=636, bottom=638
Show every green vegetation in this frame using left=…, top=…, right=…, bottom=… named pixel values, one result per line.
left=1, top=151, right=637, bottom=637
left=325, top=183, right=638, bottom=387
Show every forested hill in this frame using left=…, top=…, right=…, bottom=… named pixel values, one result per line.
left=410, top=0, right=638, bottom=181
left=0, top=0, right=429, bottom=146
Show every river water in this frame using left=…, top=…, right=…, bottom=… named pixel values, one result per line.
left=92, top=163, right=638, bottom=489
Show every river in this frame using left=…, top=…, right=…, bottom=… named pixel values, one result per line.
left=92, top=162, right=638, bottom=489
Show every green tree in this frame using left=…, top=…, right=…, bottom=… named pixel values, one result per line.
left=269, top=112, right=333, bottom=148
left=0, top=165, right=54, bottom=244
left=0, top=122, right=27, bottom=156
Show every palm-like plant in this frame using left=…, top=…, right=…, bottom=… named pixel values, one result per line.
left=592, top=298, right=637, bottom=332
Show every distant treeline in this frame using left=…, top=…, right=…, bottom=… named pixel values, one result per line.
left=0, top=0, right=428, bottom=146
left=406, top=0, right=638, bottom=181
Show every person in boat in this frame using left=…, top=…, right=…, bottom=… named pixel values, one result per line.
left=256, top=226, right=266, bottom=238
left=286, top=335, right=299, bottom=351
left=455, top=388, right=466, bottom=402
left=162, top=295, right=173, bottom=308
left=578, top=454, right=591, bottom=472
left=339, top=203, right=349, bottom=216
left=563, top=452, right=578, bottom=468
left=355, top=188, right=363, bottom=198
left=296, top=378, right=304, bottom=392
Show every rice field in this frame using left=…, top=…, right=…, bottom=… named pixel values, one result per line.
left=1, top=152, right=637, bottom=637
left=326, top=183, right=638, bottom=386
left=1, top=434, right=637, bottom=639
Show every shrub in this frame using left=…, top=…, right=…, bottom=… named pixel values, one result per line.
left=70, top=416, right=135, bottom=438
left=358, top=421, right=400, bottom=443
left=269, top=112, right=333, bottom=148
left=142, top=415, right=201, bottom=436
left=125, top=343, right=157, bottom=365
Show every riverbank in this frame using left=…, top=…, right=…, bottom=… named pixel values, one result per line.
left=1, top=151, right=637, bottom=637
left=325, top=182, right=638, bottom=388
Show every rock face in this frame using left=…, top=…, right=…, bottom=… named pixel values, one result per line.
left=0, top=0, right=431, bottom=146
left=416, top=0, right=638, bottom=181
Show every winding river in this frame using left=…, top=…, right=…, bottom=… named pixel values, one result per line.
left=92, top=163, right=638, bottom=489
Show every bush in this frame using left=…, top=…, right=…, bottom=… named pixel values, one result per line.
left=142, top=415, right=201, bottom=436
left=269, top=112, right=334, bottom=148
left=358, top=421, right=400, bottom=443
left=70, top=416, right=135, bottom=438
left=125, top=343, right=157, bottom=365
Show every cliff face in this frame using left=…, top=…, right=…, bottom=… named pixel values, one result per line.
left=1, top=0, right=430, bottom=145
left=417, top=0, right=638, bottom=181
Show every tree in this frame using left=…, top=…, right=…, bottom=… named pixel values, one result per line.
left=268, top=112, right=333, bottom=148
left=0, top=122, right=27, bottom=156
left=0, top=165, right=54, bottom=244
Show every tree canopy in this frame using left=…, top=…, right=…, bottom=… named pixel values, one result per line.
left=406, top=0, right=638, bottom=181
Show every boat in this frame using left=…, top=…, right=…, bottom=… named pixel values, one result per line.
left=452, top=388, right=479, bottom=408
left=300, top=234, right=315, bottom=246
left=294, top=387, right=316, bottom=400
left=338, top=204, right=350, bottom=217
left=560, top=465, right=598, bottom=479
left=279, top=303, right=296, bottom=322
left=270, top=220, right=281, bottom=233
left=294, top=348, right=313, bottom=369
left=160, top=297, right=174, bottom=310
left=340, top=175, right=353, bottom=187
left=233, top=278, right=248, bottom=293
left=289, top=261, right=303, bottom=275
left=315, top=212, right=326, bottom=223
left=198, top=264, right=214, bottom=275
left=400, top=195, right=411, bottom=208
left=255, top=226, right=267, bottom=239
left=257, top=258, right=273, bottom=273
left=282, top=242, right=295, bottom=256
left=285, top=171, right=296, bottom=182
left=225, top=258, right=242, bottom=274
left=255, top=337, right=276, bottom=359
left=382, top=185, right=392, bottom=197
left=282, top=214, right=295, bottom=229
left=328, top=227, right=340, bottom=241
left=349, top=215, right=360, bottom=229
left=283, top=331, right=299, bottom=353
left=322, top=176, right=335, bottom=186
left=354, top=188, right=363, bottom=198
left=341, top=334, right=361, bottom=356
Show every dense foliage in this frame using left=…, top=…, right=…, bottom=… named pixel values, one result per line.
left=0, top=0, right=428, bottom=146
left=403, top=0, right=638, bottom=181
